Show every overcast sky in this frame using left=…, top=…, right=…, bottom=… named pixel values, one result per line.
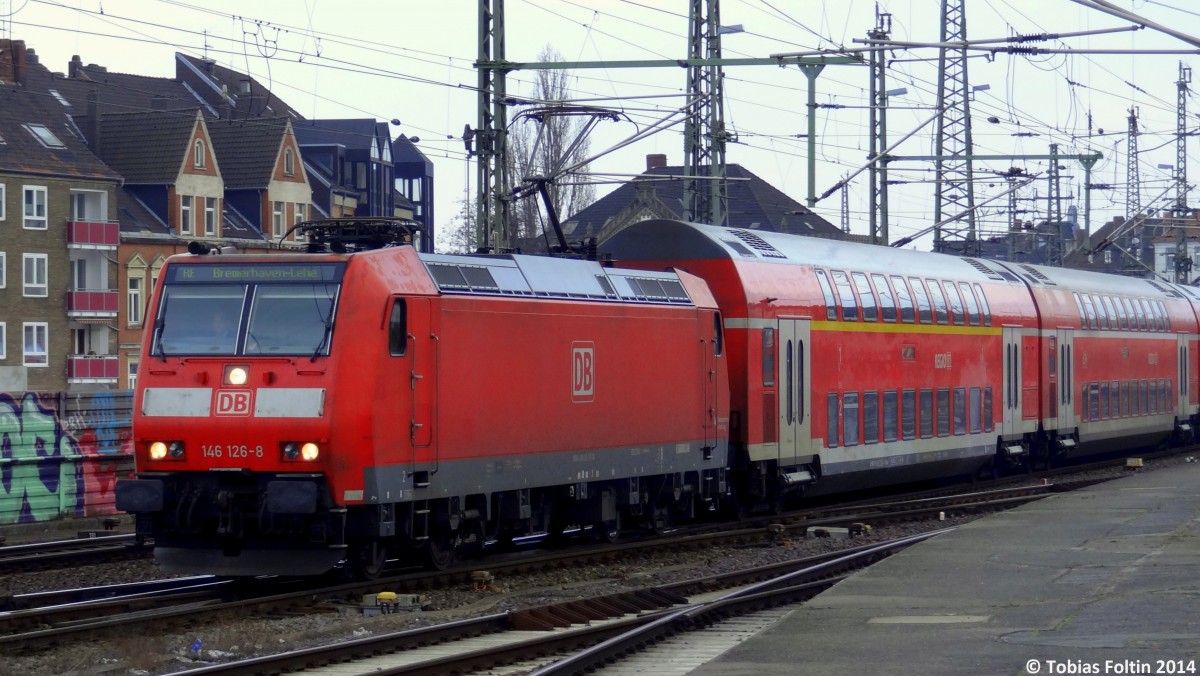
left=7, top=0, right=1200, bottom=250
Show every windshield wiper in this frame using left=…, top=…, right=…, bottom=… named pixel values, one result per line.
left=310, top=301, right=336, bottom=362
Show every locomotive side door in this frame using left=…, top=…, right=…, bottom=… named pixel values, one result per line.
left=1056, top=328, right=1075, bottom=434
left=1002, top=327, right=1023, bottom=438
left=777, top=318, right=812, bottom=466
left=407, top=298, right=435, bottom=455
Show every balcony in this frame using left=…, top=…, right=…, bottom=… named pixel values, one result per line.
left=67, top=290, right=118, bottom=319
left=66, top=220, right=120, bottom=250
left=67, top=355, right=119, bottom=383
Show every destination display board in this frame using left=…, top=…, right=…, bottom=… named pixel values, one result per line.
left=167, top=263, right=345, bottom=284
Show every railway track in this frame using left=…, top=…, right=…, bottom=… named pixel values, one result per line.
left=0, top=477, right=1069, bottom=659
left=171, top=530, right=950, bottom=675
left=0, top=532, right=150, bottom=574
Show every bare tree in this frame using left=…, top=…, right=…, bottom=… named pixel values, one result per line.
left=507, top=45, right=597, bottom=245
left=438, top=198, right=477, bottom=253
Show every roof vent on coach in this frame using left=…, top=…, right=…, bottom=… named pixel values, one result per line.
left=728, top=229, right=787, bottom=259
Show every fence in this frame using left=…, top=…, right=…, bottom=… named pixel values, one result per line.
left=0, top=390, right=134, bottom=525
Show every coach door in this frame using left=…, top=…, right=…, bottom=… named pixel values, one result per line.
left=1178, top=333, right=1190, bottom=419
left=777, top=319, right=812, bottom=466
left=1002, top=327, right=1023, bottom=438
left=1056, top=328, right=1075, bottom=432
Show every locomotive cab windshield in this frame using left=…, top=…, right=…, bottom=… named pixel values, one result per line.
left=152, top=261, right=345, bottom=357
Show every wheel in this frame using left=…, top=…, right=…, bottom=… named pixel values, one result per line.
left=425, top=529, right=457, bottom=570
left=597, top=510, right=622, bottom=544
left=348, top=541, right=388, bottom=580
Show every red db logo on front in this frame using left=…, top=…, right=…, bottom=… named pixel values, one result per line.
left=572, top=343, right=595, bottom=403
left=215, top=390, right=253, bottom=416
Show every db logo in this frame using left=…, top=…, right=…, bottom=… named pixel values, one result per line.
left=572, top=343, right=595, bottom=403
left=215, top=390, right=253, bottom=416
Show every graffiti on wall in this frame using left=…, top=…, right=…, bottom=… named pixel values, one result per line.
left=0, top=391, right=134, bottom=525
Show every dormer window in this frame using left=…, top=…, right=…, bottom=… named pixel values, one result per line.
left=284, top=148, right=295, bottom=176
left=24, top=124, right=65, bottom=149
left=194, top=140, right=206, bottom=168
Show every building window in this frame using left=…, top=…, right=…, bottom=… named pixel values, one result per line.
left=180, top=195, right=193, bottom=235
left=23, top=323, right=48, bottom=366
left=0, top=322, right=5, bottom=359
left=22, top=253, right=47, bottom=297
left=23, top=123, right=65, bottom=148
left=0, top=252, right=5, bottom=288
left=0, top=183, right=6, bottom=220
left=272, top=201, right=285, bottom=238
left=1104, top=250, right=1113, bottom=264
left=284, top=148, right=295, bottom=176
left=71, top=258, right=87, bottom=291
left=128, top=360, right=139, bottom=390
left=128, top=275, right=143, bottom=326
left=205, top=197, right=218, bottom=236
left=293, top=203, right=307, bottom=242
left=194, top=139, right=206, bottom=168
left=23, top=186, right=47, bottom=229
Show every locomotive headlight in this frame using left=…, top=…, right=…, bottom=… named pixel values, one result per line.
left=283, top=442, right=300, bottom=460
left=225, top=365, right=249, bottom=386
left=301, top=442, right=320, bottom=461
left=168, top=441, right=185, bottom=459
left=149, top=441, right=168, bottom=460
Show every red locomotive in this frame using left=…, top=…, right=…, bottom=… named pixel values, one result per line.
left=117, top=218, right=1200, bottom=577
left=117, top=220, right=729, bottom=576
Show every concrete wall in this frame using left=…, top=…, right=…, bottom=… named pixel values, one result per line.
left=0, top=390, right=134, bottom=525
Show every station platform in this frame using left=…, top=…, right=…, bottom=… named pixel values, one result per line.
left=692, top=462, right=1200, bottom=676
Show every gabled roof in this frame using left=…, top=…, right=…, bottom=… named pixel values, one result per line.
left=175, top=53, right=303, bottom=120
left=293, top=118, right=381, bottom=150
left=85, top=109, right=203, bottom=184
left=205, top=117, right=291, bottom=189
left=21, top=54, right=212, bottom=119
left=0, top=86, right=120, bottom=181
left=392, top=134, right=432, bottom=171
left=565, top=164, right=842, bottom=239
left=118, top=190, right=171, bottom=237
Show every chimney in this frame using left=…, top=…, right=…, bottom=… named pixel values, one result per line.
left=646, top=153, right=667, bottom=170
left=203, top=57, right=216, bottom=75
left=86, top=88, right=101, bottom=156
left=69, top=55, right=83, bottom=79
left=219, top=84, right=231, bottom=119
left=0, top=39, right=27, bottom=85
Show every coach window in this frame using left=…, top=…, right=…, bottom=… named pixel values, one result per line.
left=942, top=282, right=966, bottom=325
left=1088, top=383, right=1099, bottom=421
left=983, top=386, right=994, bottom=432
left=1079, top=383, right=1088, bottom=422
left=882, top=391, right=898, bottom=442
left=1137, top=298, right=1154, bottom=331
left=927, top=281, right=950, bottom=324
left=1163, top=380, right=1171, bottom=410
left=1159, top=301, right=1171, bottom=331
left=762, top=328, right=775, bottom=386
left=1113, top=296, right=1129, bottom=330
left=1120, top=297, right=1136, bottom=330
left=1140, top=380, right=1149, bottom=415
left=843, top=392, right=859, bottom=447
left=816, top=270, right=838, bottom=320
left=936, top=388, right=950, bottom=437
left=1100, top=381, right=1110, bottom=419
left=919, top=389, right=933, bottom=439
left=959, top=282, right=981, bottom=326
left=831, top=271, right=858, bottom=321
left=910, top=278, right=932, bottom=324
left=863, top=391, right=879, bottom=444
left=1111, top=380, right=1120, bottom=418
left=872, top=274, right=897, bottom=322
left=1072, top=293, right=1086, bottom=326
left=1149, top=380, right=1158, bottom=414
left=901, top=389, right=916, bottom=440
left=1091, top=295, right=1108, bottom=330
left=826, top=393, right=839, bottom=448
left=388, top=299, right=407, bottom=355
left=1101, top=296, right=1119, bottom=330
left=1080, top=295, right=1098, bottom=329
left=891, top=276, right=914, bottom=323
left=853, top=273, right=877, bottom=322
left=967, top=387, right=981, bottom=433
left=1121, top=381, right=1131, bottom=417
left=1131, top=298, right=1146, bottom=330
left=952, top=388, right=966, bottom=435
left=973, top=284, right=991, bottom=325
